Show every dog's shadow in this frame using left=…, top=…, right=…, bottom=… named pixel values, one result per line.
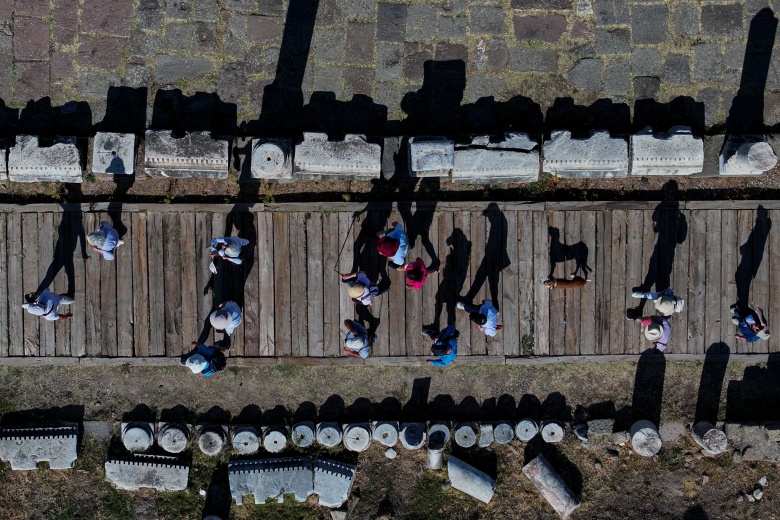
left=548, top=226, right=592, bottom=278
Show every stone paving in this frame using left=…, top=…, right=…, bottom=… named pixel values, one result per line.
left=1, top=0, right=779, bottom=136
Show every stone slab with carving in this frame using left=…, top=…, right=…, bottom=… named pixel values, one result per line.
left=293, top=133, right=381, bottom=180
left=0, top=423, right=78, bottom=470
left=228, top=457, right=314, bottom=505
left=105, top=454, right=189, bottom=491
left=631, top=126, right=703, bottom=176
left=408, top=137, right=454, bottom=178
left=314, top=459, right=356, bottom=508
left=452, top=133, right=540, bottom=184
left=543, top=130, right=628, bottom=178
left=144, top=130, right=229, bottom=179
left=92, top=132, right=136, bottom=175
left=522, top=453, right=581, bottom=519
left=9, top=135, right=82, bottom=183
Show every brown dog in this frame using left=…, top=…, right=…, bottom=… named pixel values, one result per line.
left=544, top=274, right=591, bottom=290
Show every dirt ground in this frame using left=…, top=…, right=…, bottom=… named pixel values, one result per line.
left=0, top=360, right=779, bottom=519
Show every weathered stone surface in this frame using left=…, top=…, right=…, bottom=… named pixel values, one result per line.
left=513, top=15, right=567, bottom=43
left=9, top=135, right=82, bottom=183
left=631, top=5, right=668, bottom=45
left=428, top=422, right=451, bottom=446
left=523, top=454, right=581, bottom=519
left=454, top=422, right=478, bottom=448
left=154, top=55, right=213, bottom=84
left=372, top=421, right=399, bottom=447
left=726, top=422, right=780, bottom=462
left=452, top=133, right=540, bottom=184
left=229, top=457, right=314, bottom=505
left=631, top=126, right=704, bottom=176
left=658, top=422, right=687, bottom=443
left=427, top=445, right=444, bottom=470
left=0, top=424, right=78, bottom=470
left=263, top=426, right=288, bottom=453
left=543, top=130, right=628, bottom=179
left=630, top=420, right=662, bottom=457
left=198, top=428, right=227, bottom=456
left=400, top=423, right=426, bottom=450
left=574, top=423, right=588, bottom=442
left=122, top=422, right=154, bottom=452
left=232, top=426, right=260, bottom=455
left=478, top=423, right=494, bottom=447
left=516, top=419, right=539, bottom=441
left=408, top=137, right=454, bottom=178
left=448, top=456, right=496, bottom=504
left=293, top=133, right=381, bottom=180
left=586, top=419, right=614, bottom=437
left=314, top=459, right=356, bottom=508
left=692, top=421, right=728, bottom=455
left=343, top=424, right=371, bottom=452
left=157, top=423, right=189, bottom=454
left=720, top=136, right=778, bottom=175
left=494, top=422, right=514, bottom=444
left=567, top=58, right=601, bottom=92
left=317, top=423, right=343, bottom=448
left=292, top=422, right=316, bottom=448
left=105, top=454, right=189, bottom=492
left=92, top=132, right=136, bottom=175
left=144, top=130, right=229, bottom=179
left=541, top=420, right=565, bottom=444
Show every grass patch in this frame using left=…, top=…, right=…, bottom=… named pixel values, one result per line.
left=236, top=497, right=320, bottom=520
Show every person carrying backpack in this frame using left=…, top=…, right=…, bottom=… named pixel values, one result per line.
left=423, top=324, right=459, bottom=366
left=180, top=341, right=228, bottom=376
left=730, top=304, right=770, bottom=342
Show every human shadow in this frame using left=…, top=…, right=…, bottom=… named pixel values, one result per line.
left=401, top=377, right=431, bottom=422
left=426, top=228, right=471, bottom=331
left=36, top=203, right=88, bottom=296
left=350, top=202, right=393, bottom=283
left=630, top=349, right=666, bottom=426
left=735, top=205, right=771, bottom=308
left=683, top=505, right=710, bottom=520
left=400, top=60, right=465, bottom=135
left=725, top=352, right=780, bottom=421
left=547, top=226, right=592, bottom=278
left=202, top=463, right=232, bottom=520
left=398, top=201, right=439, bottom=270
left=629, top=181, right=687, bottom=317
left=462, top=203, right=509, bottom=309
left=694, top=343, right=730, bottom=424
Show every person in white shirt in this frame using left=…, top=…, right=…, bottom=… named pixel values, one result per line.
left=456, top=298, right=502, bottom=337
left=22, top=288, right=74, bottom=321
left=209, top=301, right=242, bottom=335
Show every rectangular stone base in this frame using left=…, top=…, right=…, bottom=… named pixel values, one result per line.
left=145, top=168, right=228, bottom=179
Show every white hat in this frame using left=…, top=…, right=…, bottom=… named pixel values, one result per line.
left=185, top=354, right=208, bottom=373
left=345, top=336, right=365, bottom=350
left=654, top=296, right=675, bottom=316
left=644, top=323, right=663, bottom=341
left=758, top=329, right=771, bottom=340
left=210, top=310, right=230, bottom=330
left=22, top=303, right=45, bottom=316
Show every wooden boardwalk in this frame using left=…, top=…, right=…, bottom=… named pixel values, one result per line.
left=0, top=200, right=777, bottom=360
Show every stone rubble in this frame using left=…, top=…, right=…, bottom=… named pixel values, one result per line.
left=144, top=130, right=229, bottom=179
left=0, top=423, right=79, bottom=470
left=719, top=136, right=778, bottom=176
left=9, top=135, right=82, bottom=183
left=724, top=422, right=780, bottom=462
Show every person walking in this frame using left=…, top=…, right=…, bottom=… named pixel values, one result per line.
left=343, top=319, right=374, bottom=359
left=730, top=304, right=770, bottom=342
left=456, top=299, right=503, bottom=337
left=399, top=257, right=437, bottom=290
left=209, top=236, right=250, bottom=274
left=341, top=271, right=384, bottom=307
left=180, top=341, right=228, bottom=376
left=423, top=324, right=459, bottom=366
left=631, top=288, right=684, bottom=317
left=22, top=288, right=73, bottom=321
left=209, top=301, right=242, bottom=335
left=87, top=221, right=123, bottom=261
left=635, top=314, right=672, bottom=352
left=376, top=221, right=408, bottom=269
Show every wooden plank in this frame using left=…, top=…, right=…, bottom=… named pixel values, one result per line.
left=467, top=211, right=487, bottom=355
left=0, top=214, right=7, bottom=356
left=499, top=211, right=519, bottom=357
left=130, top=213, right=150, bottom=357
left=769, top=210, right=780, bottom=355
left=179, top=214, right=197, bottom=352
left=609, top=211, right=626, bottom=354
left=387, top=209, right=407, bottom=356
left=162, top=213, right=182, bottom=356
left=99, top=215, right=118, bottom=357
left=240, top=213, right=259, bottom=357
left=563, top=211, right=581, bottom=356
left=452, top=211, right=472, bottom=355
left=256, top=212, right=276, bottom=356
left=578, top=211, right=596, bottom=356
left=195, top=213, right=212, bottom=347
left=719, top=211, right=738, bottom=349
left=289, top=213, right=308, bottom=357
left=737, top=210, right=754, bottom=353
left=338, top=213, right=355, bottom=355
left=306, top=212, right=325, bottom=357
left=532, top=211, right=550, bottom=355
left=704, top=211, right=723, bottom=351
left=486, top=208, right=507, bottom=357
left=38, top=213, right=55, bottom=357
left=7, top=214, right=23, bottom=356
left=227, top=213, right=246, bottom=356
left=594, top=211, right=610, bottom=355
left=113, top=216, right=133, bottom=357
left=21, top=213, right=40, bottom=356
left=545, top=201, right=677, bottom=211
left=751, top=207, right=771, bottom=354
left=322, top=213, right=340, bottom=357
left=146, top=212, right=165, bottom=356
left=69, top=212, right=87, bottom=357
left=547, top=212, right=566, bottom=356
left=210, top=212, right=226, bottom=344
left=672, top=210, right=691, bottom=354
left=422, top=214, right=440, bottom=350
left=515, top=211, right=533, bottom=355
left=50, top=214, right=70, bottom=357
left=84, top=213, right=102, bottom=356
left=624, top=210, right=644, bottom=354
left=404, top=210, right=425, bottom=357
left=687, top=210, right=707, bottom=354
left=273, top=213, right=292, bottom=356
left=369, top=210, right=389, bottom=356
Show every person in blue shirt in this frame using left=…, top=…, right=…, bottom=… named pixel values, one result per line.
left=423, top=324, right=459, bottom=366
left=180, top=341, right=228, bottom=377
left=376, top=221, right=409, bottom=269
left=87, top=221, right=123, bottom=261
left=731, top=304, right=770, bottom=343
left=210, top=301, right=242, bottom=335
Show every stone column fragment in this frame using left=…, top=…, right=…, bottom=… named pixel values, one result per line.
left=372, top=421, right=399, bottom=447
left=447, top=456, right=496, bottom=504
left=541, top=420, right=565, bottom=443
left=291, top=422, right=315, bottom=448
left=630, top=420, right=662, bottom=457
left=522, top=453, right=580, bottom=519
left=692, top=421, right=728, bottom=455
left=454, top=422, right=478, bottom=448
left=232, top=426, right=260, bottom=455
left=516, top=419, right=539, bottom=441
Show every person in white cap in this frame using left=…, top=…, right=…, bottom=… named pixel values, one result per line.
left=635, top=314, right=672, bottom=352
left=209, top=236, right=250, bottom=274
left=631, top=288, right=684, bottom=317
left=456, top=298, right=503, bottom=337
left=22, top=288, right=74, bottom=321
left=209, top=301, right=242, bottom=335
left=180, top=341, right=228, bottom=377
left=342, top=319, right=373, bottom=359
left=86, top=221, right=123, bottom=261
left=730, top=304, right=770, bottom=343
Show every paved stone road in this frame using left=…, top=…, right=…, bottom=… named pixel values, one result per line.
left=1, top=0, right=779, bottom=135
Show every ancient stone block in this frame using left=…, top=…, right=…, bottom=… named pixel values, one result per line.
left=427, top=422, right=451, bottom=446
left=691, top=421, right=728, bottom=456
left=543, top=130, right=628, bottom=178
left=630, top=420, right=662, bottom=457
left=0, top=423, right=78, bottom=470
left=105, top=454, right=189, bottom=491
left=122, top=422, right=154, bottom=452
left=478, top=423, right=494, bottom=447
left=293, top=133, right=381, bottom=180
left=143, top=130, right=229, bottom=179
left=248, top=138, right=292, bottom=182
left=454, top=422, right=478, bottom=448
left=263, top=426, right=288, bottom=453
left=494, top=422, right=514, bottom=444
left=157, top=423, right=189, bottom=454
left=9, top=135, right=82, bottom=183
left=586, top=419, right=615, bottom=437
left=291, top=422, right=315, bottom=448
left=400, top=423, right=426, bottom=450
left=92, top=132, right=136, bottom=175
left=232, top=426, right=260, bottom=455
left=314, top=459, right=356, bottom=508
left=448, top=456, right=496, bottom=504
left=541, top=420, right=565, bottom=443
left=719, top=136, right=778, bottom=176
left=343, top=424, right=371, bottom=452
left=372, top=421, right=399, bottom=447
left=198, top=426, right=227, bottom=456
left=724, top=422, right=780, bottom=462
left=317, top=423, right=343, bottom=448
left=452, top=133, right=540, bottom=184
left=523, top=454, right=581, bottom=519
left=427, top=445, right=444, bottom=470
left=631, top=126, right=703, bottom=176
left=408, top=137, right=454, bottom=178
left=516, top=419, right=539, bottom=441
left=228, top=457, right=314, bottom=505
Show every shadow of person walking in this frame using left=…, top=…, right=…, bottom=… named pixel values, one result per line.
left=37, top=203, right=88, bottom=297
left=426, top=228, right=471, bottom=331
left=735, top=205, right=771, bottom=308
left=463, top=203, right=510, bottom=309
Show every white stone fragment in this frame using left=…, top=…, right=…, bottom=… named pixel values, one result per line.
left=291, top=422, right=315, bottom=448
left=143, top=130, right=229, bottom=179
left=228, top=457, right=313, bottom=505
left=719, top=136, right=778, bottom=176
left=0, top=423, right=79, bottom=470
left=384, top=448, right=397, bottom=459
left=92, top=132, right=136, bottom=175
left=454, top=422, right=478, bottom=448
left=427, top=445, right=444, bottom=470
left=630, top=420, right=662, bottom=457
left=408, top=137, right=454, bottom=178
left=541, top=420, right=565, bottom=444
left=9, top=135, right=82, bottom=183
left=105, top=454, right=189, bottom=492
left=399, top=423, right=426, bottom=450
left=543, top=130, right=628, bottom=178
left=232, top=426, right=260, bottom=455
left=317, top=423, right=343, bottom=448
left=372, top=421, right=399, bottom=447
left=157, top=423, right=189, bottom=454
left=263, top=426, right=288, bottom=453
left=314, top=459, right=356, bottom=508
left=631, top=126, right=704, bottom=176
left=691, top=421, right=728, bottom=456
left=516, top=419, right=539, bottom=441
left=452, top=133, right=540, bottom=184
left=494, top=422, right=514, bottom=444
left=478, top=423, right=494, bottom=447
left=250, top=138, right=292, bottom=181
left=293, top=132, right=381, bottom=180
left=523, top=453, right=581, bottom=519
left=447, top=456, right=496, bottom=504
left=343, top=424, right=371, bottom=452
left=122, top=422, right=154, bottom=453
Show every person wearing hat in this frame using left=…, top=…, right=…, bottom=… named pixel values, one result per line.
left=730, top=304, right=770, bottom=342
left=342, top=319, right=373, bottom=359
left=209, top=236, right=251, bottom=274
left=86, top=221, right=123, bottom=261
left=456, top=299, right=503, bottom=337
left=22, top=288, right=74, bottom=321
left=399, top=257, right=437, bottom=290
left=341, top=271, right=382, bottom=307
left=180, top=341, right=228, bottom=376
left=631, top=288, right=684, bottom=317
left=424, top=324, right=459, bottom=366
left=210, top=301, right=242, bottom=335
left=376, top=221, right=408, bottom=269
left=635, top=315, right=672, bottom=352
